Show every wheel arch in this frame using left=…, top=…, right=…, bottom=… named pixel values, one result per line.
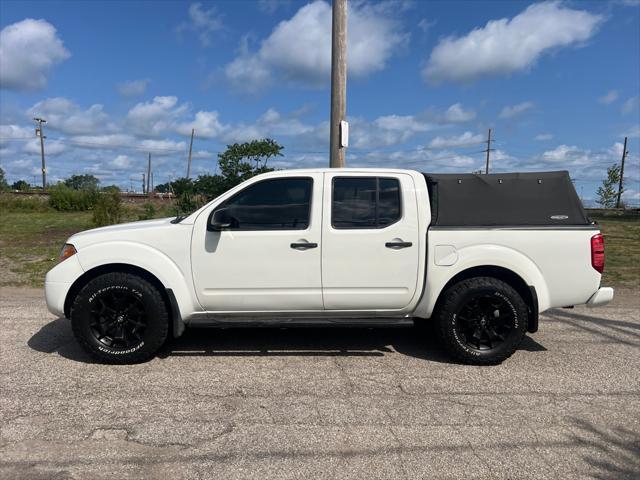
left=430, top=265, right=539, bottom=333
left=64, top=263, right=185, bottom=338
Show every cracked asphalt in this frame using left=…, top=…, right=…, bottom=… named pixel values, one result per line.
left=1, top=287, right=639, bottom=479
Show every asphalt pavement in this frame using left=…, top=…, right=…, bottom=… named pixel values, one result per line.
left=1, top=287, right=639, bottom=479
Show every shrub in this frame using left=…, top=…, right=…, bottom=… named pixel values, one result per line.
left=174, top=193, right=205, bottom=217
left=48, top=184, right=98, bottom=211
left=92, top=191, right=123, bottom=227
left=0, top=194, right=52, bottom=212
left=138, top=202, right=156, bottom=221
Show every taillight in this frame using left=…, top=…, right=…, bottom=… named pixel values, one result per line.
left=591, top=234, right=605, bottom=273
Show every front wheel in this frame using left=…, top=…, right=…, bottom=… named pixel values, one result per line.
left=70, top=272, right=169, bottom=364
left=434, top=277, right=528, bottom=365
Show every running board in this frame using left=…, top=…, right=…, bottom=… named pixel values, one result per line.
left=187, top=316, right=416, bottom=328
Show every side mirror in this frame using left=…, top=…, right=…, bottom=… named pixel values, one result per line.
left=208, top=208, right=233, bottom=232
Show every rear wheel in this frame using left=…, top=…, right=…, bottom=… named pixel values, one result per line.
left=434, top=277, right=528, bottom=365
left=70, top=272, right=169, bottom=364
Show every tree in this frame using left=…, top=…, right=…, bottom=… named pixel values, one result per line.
left=596, top=163, right=622, bottom=208
left=194, top=174, right=226, bottom=200
left=64, top=174, right=99, bottom=191
left=11, top=180, right=30, bottom=191
left=170, top=177, right=195, bottom=196
left=155, top=182, right=172, bottom=194
left=217, top=138, right=281, bottom=190
left=101, top=184, right=121, bottom=193
left=0, top=167, right=8, bottom=191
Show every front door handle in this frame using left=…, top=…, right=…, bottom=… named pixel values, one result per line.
left=385, top=241, right=412, bottom=249
left=291, top=242, right=318, bottom=250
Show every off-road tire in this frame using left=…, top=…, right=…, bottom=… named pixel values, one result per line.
left=70, top=272, right=169, bottom=364
left=434, top=277, right=528, bottom=365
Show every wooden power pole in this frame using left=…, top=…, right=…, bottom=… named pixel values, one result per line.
left=146, top=153, right=152, bottom=196
left=186, top=128, right=195, bottom=179
left=329, top=0, right=347, bottom=168
left=34, top=117, right=47, bottom=191
left=616, top=136, right=628, bottom=209
left=484, top=128, right=492, bottom=174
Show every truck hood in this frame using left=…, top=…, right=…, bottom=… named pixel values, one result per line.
left=67, top=217, right=178, bottom=248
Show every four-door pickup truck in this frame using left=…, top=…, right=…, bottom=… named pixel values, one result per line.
left=45, top=168, right=614, bottom=365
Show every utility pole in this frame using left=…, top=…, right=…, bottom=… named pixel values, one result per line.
left=142, top=173, right=146, bottom=194
left=329, top=0, right=347, bottom=168
left=33, top=117, right=47, bottom=191
left=484, top=128, right=492, bottom=174
left=146, top=153, right=152, bottom=197
left=616, top=136, right=628, bottom=209
left=186, top=128, right=195, bottom=179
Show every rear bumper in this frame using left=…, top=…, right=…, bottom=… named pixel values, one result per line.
left=586, top=287, right=614, bottom=308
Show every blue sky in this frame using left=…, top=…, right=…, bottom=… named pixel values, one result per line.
left=0, top=0, right=639, bottom=205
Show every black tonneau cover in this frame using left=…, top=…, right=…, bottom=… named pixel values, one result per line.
left=423, top=171, right=590, bottom=227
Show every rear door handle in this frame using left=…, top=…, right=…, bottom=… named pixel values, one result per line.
left=385, top=241, right=412, bottom=249
left=291, top=242, right=318, bottom=250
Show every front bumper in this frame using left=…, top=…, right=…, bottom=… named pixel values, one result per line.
left=586, top=287, right=614, bottom=308
left=44, top=255, right=84, bottom=318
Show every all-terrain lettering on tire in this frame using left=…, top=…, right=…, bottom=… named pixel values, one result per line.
left=434, top=277, right=528, bottom=365
left=70, top=272, right=169, bottom=364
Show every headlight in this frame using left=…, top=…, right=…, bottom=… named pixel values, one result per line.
left=59, top=244, right=77, bottom=263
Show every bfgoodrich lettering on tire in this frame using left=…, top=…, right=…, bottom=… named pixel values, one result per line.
left=70, top=272, right=169, bottom=364
left=434, top=277, right=528, bottom=365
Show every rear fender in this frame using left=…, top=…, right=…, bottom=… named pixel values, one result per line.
left=414, top=244, right=550, bottom=319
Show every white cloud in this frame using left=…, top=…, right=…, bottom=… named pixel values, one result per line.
left=624, top=124, right=640, bottom=139
left=418, top=18, right=435, bottom=33
left=225, top=0, right=407, bottom=91
left=499, top=101, right=534, bottom=119
left=598, top=90, right=619, bottom=105
left=258, top=0, right=292, bottom=14
left=126, top=96, right=188, bottom=136
left=0, top=124, right=33, bottom=143
left=535, top=133, right=554, bottom=141
left=428, top=131, right=484, bottom=149
left=423, top=2, right=603, bottom=83
left=443, top=103, right=476, bottom=123
left=27, top=98, right=114, bottom=135
left=139, top=139, right=186, bottom=155
left=23, top=138, right=66, bottom=156
left=177, top=2, right=223, bottom=47
left=0, top=19, right=70, bottom=91
left=117, top=79, right=150, bottom=97
left=622, top=96, right=640, bottom=115
left=110, top=154, right=132, bottom=169
left=349, top=114, right=435, bottom=149
left=175, top=111, right=225, bottom=139
left=69, top=134, right=137, bottom=149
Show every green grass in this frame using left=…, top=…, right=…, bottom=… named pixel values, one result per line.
left=1, top=207, right=637, bottom=289
left=0, top=203, right=175, bottom=288
left=591, top=213, right=640, bottom=288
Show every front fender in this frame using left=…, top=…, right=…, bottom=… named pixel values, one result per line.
left=75, top=241, right=202, bottom=319
left=414, top=244, right=550, bottom=319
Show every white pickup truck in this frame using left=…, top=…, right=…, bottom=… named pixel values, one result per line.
left=45, top=168, right=613, bottom=365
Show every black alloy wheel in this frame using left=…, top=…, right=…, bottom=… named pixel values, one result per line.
left=89, top=288, right=148, bottom=350
left=454, top=294, right=515, bottom=351
left=434, top=277, right=528, bottom=365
